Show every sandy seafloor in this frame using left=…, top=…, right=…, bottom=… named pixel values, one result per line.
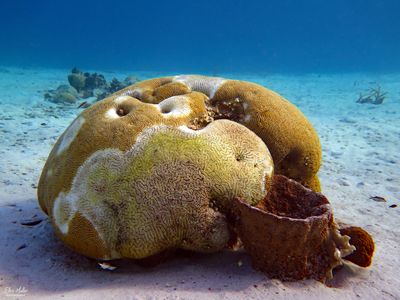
left=0, top=67, right=399, bottom=300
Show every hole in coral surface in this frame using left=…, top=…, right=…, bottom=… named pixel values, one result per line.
left=116, top=107, right=129, bottom=117
left=158, top=100, right=176, bottom=114
left=235, top=148, right=251, bottom=162
left=160, top=106, right=172, bottom=114
left=236, top=153, right=244, bottom=162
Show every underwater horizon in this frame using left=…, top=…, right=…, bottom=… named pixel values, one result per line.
left=1, top=0, right=400, bottom=73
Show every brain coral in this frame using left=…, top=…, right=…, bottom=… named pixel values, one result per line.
left=38, top=74, right=320, bottom=260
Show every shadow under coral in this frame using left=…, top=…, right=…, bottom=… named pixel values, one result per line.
left=0, top=198, right=266, bottom=294
left=0, top=190, right=371, bottom=295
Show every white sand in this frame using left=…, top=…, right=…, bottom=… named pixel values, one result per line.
left=0, top=67, right=399, bottom=299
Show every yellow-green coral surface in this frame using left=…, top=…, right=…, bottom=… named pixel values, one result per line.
left=38, top=74, right=321, bottom=260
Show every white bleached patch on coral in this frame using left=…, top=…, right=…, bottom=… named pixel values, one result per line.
left=177, top=123, right=216, bottom=135
left=46, top=168, right=53, bottom=179
left=157, top=95, right=192, bottom=118
left=105, top=108, right=120, bottom=119
left=177, top=125, right=200, bottom=135
left=121, top=87, right=143, bottom=99
left=173, top=75, right=226, bottom=99
left=56, top=116, right=85, bottom=155
left=114, top=95, right=132, bottom=104
left=243, top=114, right=252, bottom=123
left=261, top=163, right=274, bottom=195
left=52, top=148, right=123, bottom=257
left=52, top=191, right=78, bottom=235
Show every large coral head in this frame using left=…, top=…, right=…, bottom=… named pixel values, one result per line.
left=38, top=89, right=274, bottom=260
left=38, top=74, right=323, bottom=262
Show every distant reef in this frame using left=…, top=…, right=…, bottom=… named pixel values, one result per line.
left=44, top=68, right=139, bottom=107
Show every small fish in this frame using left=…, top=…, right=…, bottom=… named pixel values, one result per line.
left=98, top=262, right=117, bottom=271
left=78, top=101, right=88, bottom=108
left=369, top=196, right=386, bottom=202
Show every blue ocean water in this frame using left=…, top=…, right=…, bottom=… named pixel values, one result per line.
left=1, top=0, right=399, bottom=73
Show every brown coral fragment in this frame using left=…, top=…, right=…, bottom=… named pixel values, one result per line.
left=340, top=226, right=375, bottom=267
left=232, top=175, right=354, bottom=282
